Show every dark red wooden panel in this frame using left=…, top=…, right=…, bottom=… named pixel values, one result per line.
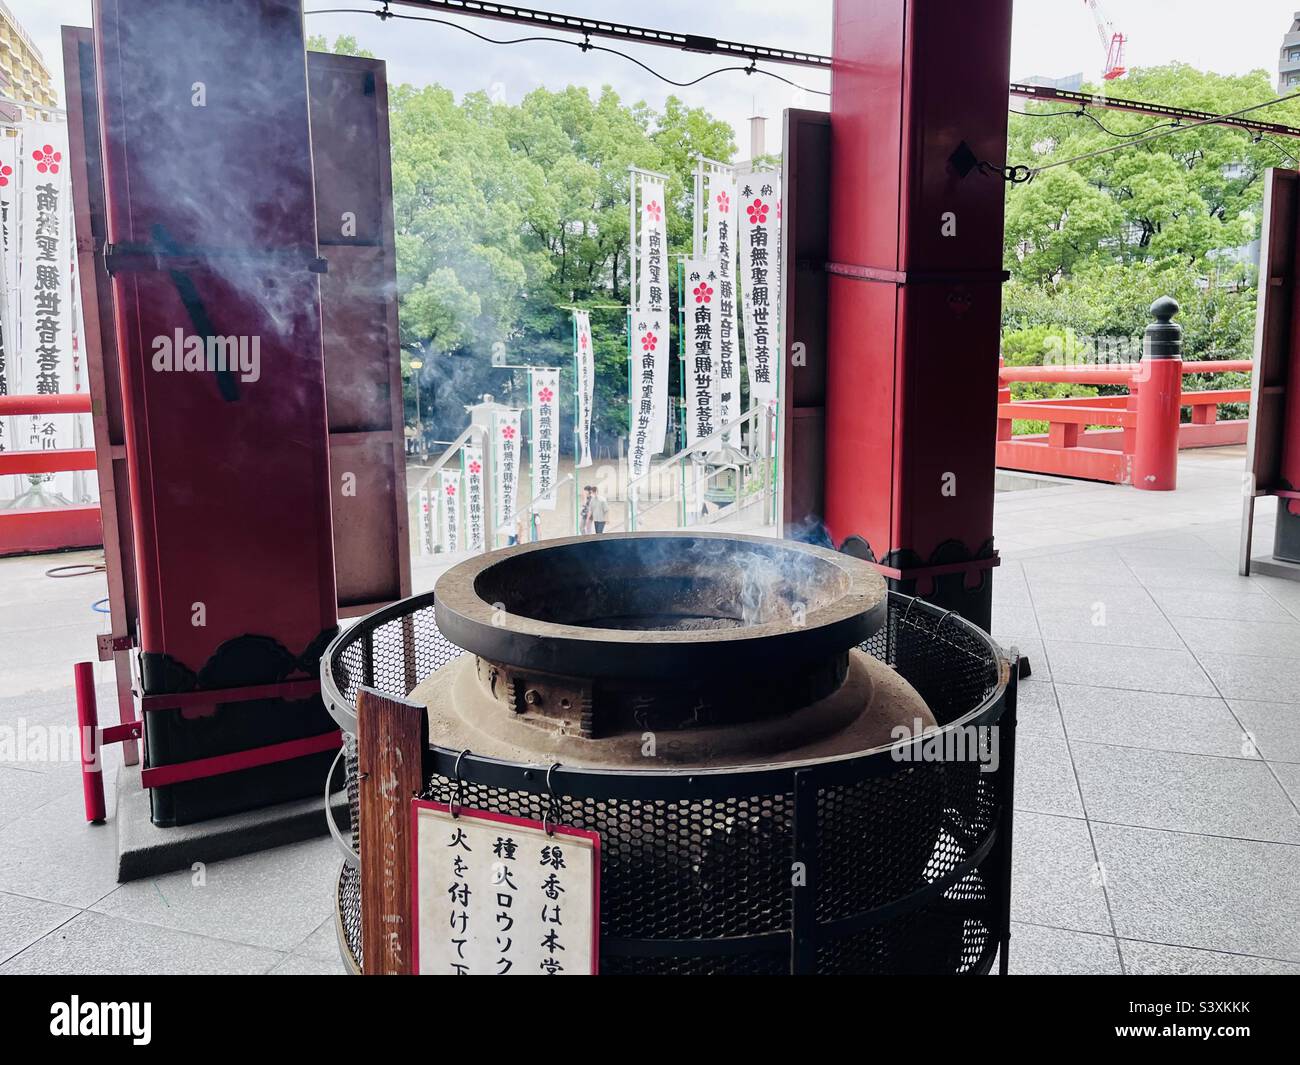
left=308, top=53, right=410, bottom=612
left=94, top=0, right=336, bottom=673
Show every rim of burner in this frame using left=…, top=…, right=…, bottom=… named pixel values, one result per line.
left=432, top=531, right=888, bottom=681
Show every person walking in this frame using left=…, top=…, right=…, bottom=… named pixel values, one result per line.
left=580, top=485, right=595, bottom=535
left=588, top=484, right=609, bottom=533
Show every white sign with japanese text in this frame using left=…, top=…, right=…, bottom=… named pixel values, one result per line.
left=706, top=171, right=740, bottom=445
left=740, top=175, right=781, bottom=406
left=463, top=444, right=485, bottom=552
left=438, top=468, right=461, bottom=553
left=492, top=408, right=522, bottom=535
left=573, top=310, right=594, bottom=469
left=412, top=802, right=599, bottom=976
left=529, top=367, right=560, bottom=511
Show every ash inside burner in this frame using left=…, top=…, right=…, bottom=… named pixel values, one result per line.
left=585, top=614, right=743, bottom=632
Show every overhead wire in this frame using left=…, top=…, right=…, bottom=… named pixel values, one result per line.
left=305, top=5, right=831, bottom=95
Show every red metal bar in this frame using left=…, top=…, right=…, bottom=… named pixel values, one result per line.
left=998, top=403, right=1135, bottom=427
left=74, top=662, right=107, bottom=823
left=139, top=729, right=342, bottom=789
left=0, top=506, right=103, bottom=557
left=138, top=677, right=320, bottom=713
left=1180, top=389, right=1252, bottom=406
left=999, top=360, right=1252, bottom=385
left=101, top=721, right=143, bottom=745
left=0, top=449, right=97, bottom=476
left=0, top=393, right=93, bottom=415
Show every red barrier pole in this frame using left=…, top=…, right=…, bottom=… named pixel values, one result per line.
left=1132, top=297, right=1183, bottom=491
left=74, top=661, right=107, bottom=823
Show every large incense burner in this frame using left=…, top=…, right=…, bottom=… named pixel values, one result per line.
left=421, top=533, right=934, bottom=766
left=324, top=532, right=1018, bottom=975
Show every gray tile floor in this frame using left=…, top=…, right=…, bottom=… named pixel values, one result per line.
left=1, top=447, right=1298, bottom=974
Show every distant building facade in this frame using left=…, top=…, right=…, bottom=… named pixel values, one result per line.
left=1280, top=12, right=1300, bottom=91
left=0, top=0, right=58, bottom=122
left=1020, top=72, right=1085, bottom=92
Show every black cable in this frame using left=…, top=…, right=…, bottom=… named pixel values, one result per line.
left=306, top=6, right=831, bottom=95
left=1257, top=135, right=1299, bottom=165
left=991, top=88, right=1300, bottom=183
left=1009, top=106, right=1180, bottom=139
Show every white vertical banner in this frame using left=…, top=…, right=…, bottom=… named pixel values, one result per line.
left=707, top=171, right=740, bottom=445
left=418, top=487, right=434, bottom=555
left=463, top=445, right=485, bottom=552
left=18, top=121, right=76, bottom=497
left=492, top=409, right=522, bottom=535
left=573, top=310, right=594, bottom=469
left=629, top=312, right=667, bottom=484
left=683, top=259, right=719, bottom=446
left=636, top=175, right=670, bottom=454
left=0, top=128, right=19, bottom=500
left=740, top=174, right=781, bottom=406
left=530, top=367, right=560, bottom=511
left=439, top=468, right=461, bottom=553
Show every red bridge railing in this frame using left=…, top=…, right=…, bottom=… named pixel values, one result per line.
left=0, top=392, right=103, bottom=555
left=996, top=359, right=1251, bottom=490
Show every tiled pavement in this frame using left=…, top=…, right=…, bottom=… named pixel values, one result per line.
left=1, top=448, right=1298, bottom=974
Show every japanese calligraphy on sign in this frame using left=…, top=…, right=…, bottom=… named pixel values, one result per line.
left=0, top=129, right=19, bottom=490
left=629, top=314, right=666, bottom=484
left=573, top=311, right=594, bottom=469
left=19, top=121, right=84, bottom=497
left=683, top=259, right=720, bottom=446
left=463, top=444, right=485, bottom=552
left=418, top=487, right=434, bottom=555
left=529, top=367, right=560, bottom=511
left=632, top=174, right=669, bottom=464
left=740, top=176, right=782, bottom=406
left=438, top=468, right=461, bottom=552
left=412, top=802, right=599, bottom=975
left=706, top=171, right=739, bottom=445
left=492, top=409, right=522, bottom=535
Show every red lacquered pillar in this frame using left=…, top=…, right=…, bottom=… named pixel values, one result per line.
left=74, top=661, right=107, bottom=823
left=1132, top=297, right=1183, bottom=491
left=823, top=0, right=1013, bottom=630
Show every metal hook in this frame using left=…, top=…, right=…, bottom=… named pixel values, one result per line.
left=377, top=1, right=392, bottom=20
left=934, top=609, right=956, bottom=639
left=541, top=761, right=563, bottom=837
left=901, top=596, right=918, bottom=630
left=449, top=748, right=471, bottom=818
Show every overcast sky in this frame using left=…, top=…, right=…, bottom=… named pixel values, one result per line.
left=15, top=1, right=1300, bottom=152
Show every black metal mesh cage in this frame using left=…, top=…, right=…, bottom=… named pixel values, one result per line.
left=324, top=590, right=1017, bottom=976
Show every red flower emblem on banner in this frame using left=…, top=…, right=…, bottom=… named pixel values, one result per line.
left=579, top=332, right=588, bottom=349
left=468, top=460, right=482, bottom=475
left=502, top=425, right=516, bottom=440
left=538, top=386, right=554, bottom=404
left=640, top=332, right=658, bottom=352
left=747, top=198, right=768, bottom=224
left=644, top=200, right=662, bottom=223
left=715, top=190, right=730, bottom=214
left=445, top=483, right=457, bottom=496
left=693, top=283, right=713, bottom=304
left=0, top=164, right=11, bottom=187
left=32, top=144, right=61, bottom=175
left=776, top=200, right=782, bottom=221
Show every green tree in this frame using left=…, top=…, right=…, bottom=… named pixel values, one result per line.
left=382, top=79, right=735, bottom=447
left=1001, top=63, right=1276, bottom=419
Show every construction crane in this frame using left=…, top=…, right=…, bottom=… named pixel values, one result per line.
left=1084, top=0, right=1127, bottom=80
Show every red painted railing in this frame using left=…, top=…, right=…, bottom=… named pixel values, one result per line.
left=0, top=392, right=103, bottom=555
left=996, top=360, right=1252, bottom=490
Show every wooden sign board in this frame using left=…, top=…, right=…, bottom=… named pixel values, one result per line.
left=411, top=801, right=599, bottom=975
